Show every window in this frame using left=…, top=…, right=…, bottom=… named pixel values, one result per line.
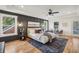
left=73, top=21, right=79, bottom=35
left=54, top=22, right=59, bottom=29
left=41, top=20, right=48, bottom=31
left=54, top=22, right=59, bottom=34
left=0, top=13, right=17, bottom=37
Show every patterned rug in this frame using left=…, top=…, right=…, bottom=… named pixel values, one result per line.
left=28, top=38, right=68, bottom=53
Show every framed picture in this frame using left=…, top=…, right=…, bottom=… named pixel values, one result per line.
left=0, top=13, right=18, bottom=37
left=28, top=21, right=40, bottom=28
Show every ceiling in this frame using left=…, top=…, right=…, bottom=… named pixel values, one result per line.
left=0, top=5, right=79, bottom=20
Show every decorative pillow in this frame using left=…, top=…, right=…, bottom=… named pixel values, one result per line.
left=45, top=30, right=53, bottom=33
left=43, top=32, right=52, bottom=40
left=35, top=29, right=42, bottom=33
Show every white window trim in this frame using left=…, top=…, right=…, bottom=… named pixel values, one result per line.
left=71, top=20, right=79, bottom=37
left=0, top=13, right=18, bottom=37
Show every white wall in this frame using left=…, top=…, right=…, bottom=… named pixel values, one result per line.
left=48, top=12, right=79, bottom=35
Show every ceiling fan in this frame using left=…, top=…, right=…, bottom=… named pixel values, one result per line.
left=48, top=9, right=59, bottom=15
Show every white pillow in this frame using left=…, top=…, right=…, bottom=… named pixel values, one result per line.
left=39, top=35, right=49, bottom=44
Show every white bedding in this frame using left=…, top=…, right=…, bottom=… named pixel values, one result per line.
left=29, top=32, right=56, bottom=44
left=47, top=32, right=56, bottom=38
left=29, top=33, right=49, bottom=44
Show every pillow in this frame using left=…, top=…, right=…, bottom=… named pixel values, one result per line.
left=43, top=32, right=52, bottom=40
left=35, top=29, right=42, bottom=33
left=45, top=30, right=53, bottom=33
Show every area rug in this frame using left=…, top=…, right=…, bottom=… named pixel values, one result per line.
left=28, top=38, right=68, bottom=53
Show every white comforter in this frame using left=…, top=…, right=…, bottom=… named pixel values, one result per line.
left=29, top=32, right=56, bottom=44
left=30, top=33, right=49, bottom=44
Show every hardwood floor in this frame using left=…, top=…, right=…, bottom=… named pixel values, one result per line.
left=5, top=36, right=79, bottom=53
left=63, top=35, right=79, bottom=53
left=5, top=40, right=41, bottom=53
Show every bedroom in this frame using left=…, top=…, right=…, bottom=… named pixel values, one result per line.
left=0, top=5, right=79, bottom=53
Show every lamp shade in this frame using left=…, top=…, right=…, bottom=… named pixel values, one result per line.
left=18, top=23, right=23, bottom=27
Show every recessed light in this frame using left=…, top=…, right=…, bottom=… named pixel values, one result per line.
left=20, top=5, right=24, bottom=8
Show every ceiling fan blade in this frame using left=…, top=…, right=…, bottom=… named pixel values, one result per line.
left=48, top=9, right=59, bottom=15
left=52, top=12, right=59, bottom=14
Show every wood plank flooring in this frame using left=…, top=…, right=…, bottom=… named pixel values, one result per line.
left=5, top=36, right=79, bottom=53
left=5, top=40, right=41, bottom=53
left=63, top=35, right=79, bottom=53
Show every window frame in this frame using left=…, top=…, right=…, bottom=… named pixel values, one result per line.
left=0, top=13, right=18, bottom=37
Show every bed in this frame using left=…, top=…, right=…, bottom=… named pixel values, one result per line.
left=29, top=32, right=56, bottom=44
left=29, top=33, right=47, bottom=44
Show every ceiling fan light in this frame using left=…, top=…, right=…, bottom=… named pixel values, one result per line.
left=48, top=12, right=52, bottom=15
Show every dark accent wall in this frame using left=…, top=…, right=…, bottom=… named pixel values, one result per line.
left=0, top=10, right=45, bottom=42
